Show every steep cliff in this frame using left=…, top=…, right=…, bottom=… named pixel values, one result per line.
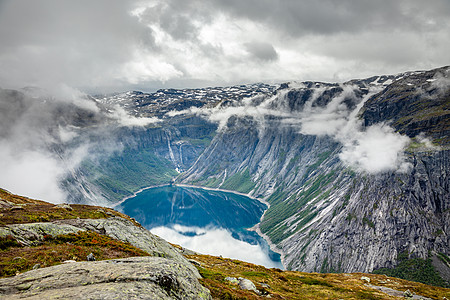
left=178, top=66, right=450, bottom=284
left=62, top=115, right=217, bottom=204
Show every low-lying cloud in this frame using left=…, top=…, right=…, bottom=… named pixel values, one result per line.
left=0, top=147, right=67, bottom=202
left=0, top=86, right=161, bottom=203
left=109, top=105, right=161, bottom=127
left=338, top=124, right=412, bottom=173
left=173, top=83, right=415, bottom=174
left=296, top=86, right=413, bottom=173
left=151, top=224, right=282, bottom=268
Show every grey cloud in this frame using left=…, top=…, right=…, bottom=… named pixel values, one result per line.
left=0, top=0, right=155, bottom=90
left=0, top=0, right=449, bottom=91
left=139, top=1, right=210, bottom=41
left=208, top=0, right=450, bottom=36
left=244, top=42, right=278, bottom=62
left=0, top=84, right=157, bottom=202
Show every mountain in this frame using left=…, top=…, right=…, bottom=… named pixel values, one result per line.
left=1, top=66, right=449, bottom=286
left=176, top=66, right=450, bottom=280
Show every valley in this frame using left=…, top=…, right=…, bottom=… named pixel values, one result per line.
left=1, top=65, right=449, bottom=289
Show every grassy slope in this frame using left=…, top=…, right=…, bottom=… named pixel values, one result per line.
left=0, top=232, right=149, bottom=277
left=220, top=168, right=256, bottom=194
left=0, top=188, right=140, bottom=226
left=373, top=252, right=449, bottom=288
left=187, top=254, right=450, bottom=300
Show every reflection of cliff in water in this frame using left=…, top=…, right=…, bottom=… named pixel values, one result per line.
left=118, top=185, right=267, bottom=245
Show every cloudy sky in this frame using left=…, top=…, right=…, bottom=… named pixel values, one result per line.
left=0, top=0, right=449, bottom=93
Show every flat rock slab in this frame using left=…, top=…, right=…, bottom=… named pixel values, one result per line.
left=0, top=256, right=211, bottom=300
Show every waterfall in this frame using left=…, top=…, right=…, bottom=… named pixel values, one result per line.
left=179, top=144, right=183, bottom=165
left=166, top=133, right=180, bottom=173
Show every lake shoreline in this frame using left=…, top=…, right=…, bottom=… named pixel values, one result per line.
left=116, top=182, right=285, bottom=269
left=112, top=183, right=170, bottom=208
left=174, top=183, right=271, bottom=208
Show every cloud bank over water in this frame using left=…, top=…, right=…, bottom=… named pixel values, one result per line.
left=151, top=224, right=283, bottom=268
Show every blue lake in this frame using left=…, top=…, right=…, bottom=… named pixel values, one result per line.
left=118, top=185, right=282, bottom=268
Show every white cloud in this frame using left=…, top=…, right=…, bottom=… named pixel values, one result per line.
left=151, top=224, right=282, bottom=268
left=118, top=50, right=183, bottom=84
left=296, top=85, right=413, bottom=173
left=298, top=85, right=357, bottom=136
left=0, top=145, right=67, bottom=203
left=0, top=84, right=160, bottom=203
left=110, top=105, right=161, bottom=127
left=415, top=132, right=441, bottom=151
left=174, top=83, right=413, bottom=174
left=339, top=124, right=412, bottom=173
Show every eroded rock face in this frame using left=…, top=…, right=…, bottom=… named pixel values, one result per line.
left=0, top=222, right=83, bottom=246
left=0, top=257, right=211, bottom=300
left=178, top=66, right=449, bottom=277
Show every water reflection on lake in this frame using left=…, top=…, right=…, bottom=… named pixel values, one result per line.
left=118, top=185, right=283, bottom=268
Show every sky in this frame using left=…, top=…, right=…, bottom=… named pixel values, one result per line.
left=0, top=0, right=449, bottom=93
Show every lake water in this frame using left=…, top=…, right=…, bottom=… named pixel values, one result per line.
left=118, top=185, right=283, bottom=268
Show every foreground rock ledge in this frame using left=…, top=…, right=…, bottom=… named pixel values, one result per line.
left=0, top=256, right=211, bottom=300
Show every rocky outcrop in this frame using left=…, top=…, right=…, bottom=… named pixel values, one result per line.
left=361, top=66, right=450, bottom=145
left=0, top=216, right=199, bottom=278
left=0, top=256, right=211, bottom=299
left=55, top=217, right=197, bottom=274
left=0, top=222, right=84, bottom=246
left=0, top=214, right=212, bottom=298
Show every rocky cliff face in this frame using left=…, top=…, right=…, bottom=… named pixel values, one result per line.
left=177, top=66, right=450, bottom=281
left=283, top=149, right=449, bottom=273
left=62, top=115, right=217, bottom=204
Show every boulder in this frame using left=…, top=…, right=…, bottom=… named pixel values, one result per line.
left=403, top=289, right=413, bottom=298
left=86, top=253, right=96, bottom=261
left=238, top=277, right=258, bottom=293
left=225, top=277, right=239, bottom=284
